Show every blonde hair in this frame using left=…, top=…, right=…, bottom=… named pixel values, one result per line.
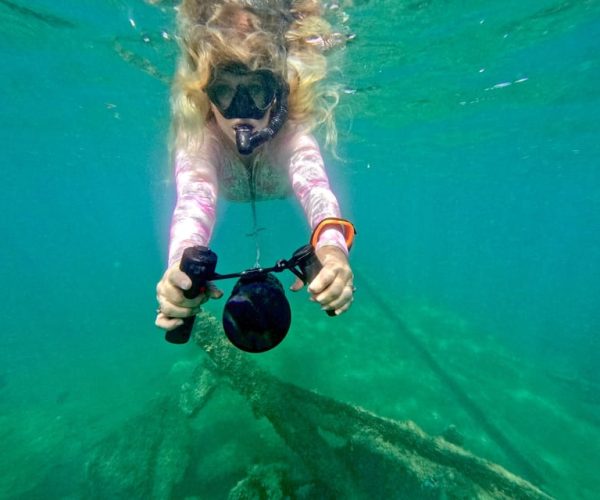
left=171, top=0, right=342, bottom=149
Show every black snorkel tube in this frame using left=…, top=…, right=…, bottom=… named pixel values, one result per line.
left=235, top=79, right=289, bottom=155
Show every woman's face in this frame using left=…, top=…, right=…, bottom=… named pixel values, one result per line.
left=211, top=103, right=271, bottom=148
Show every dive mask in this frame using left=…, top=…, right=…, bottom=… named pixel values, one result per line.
left=205, top=62, right=289, bottom=155
left=205, top=62, right=279, bottom=120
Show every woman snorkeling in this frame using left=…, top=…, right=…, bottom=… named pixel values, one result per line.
left=155, top=0, right=355, bottom=332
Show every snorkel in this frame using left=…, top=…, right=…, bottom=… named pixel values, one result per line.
left=205, top=62, right=289, bottom=155
left=234, top=78, right=289, bottom=155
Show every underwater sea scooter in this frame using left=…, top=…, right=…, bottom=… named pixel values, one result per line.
left=164, top=243, right=334, bottom=352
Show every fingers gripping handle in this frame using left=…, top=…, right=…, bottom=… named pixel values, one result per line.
left=165, top=246, right=218, bottom=344
left=291, top=245, right=336, bottom=317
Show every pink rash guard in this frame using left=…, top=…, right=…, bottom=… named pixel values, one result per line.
left=168, top=124, right=347, bottom=267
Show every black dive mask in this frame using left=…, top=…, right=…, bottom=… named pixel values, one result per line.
left=205, top=62, right=289, bottom=155
left=206, top=62, right=278, bottom=120
left=164, top=244, right=325, bottom=353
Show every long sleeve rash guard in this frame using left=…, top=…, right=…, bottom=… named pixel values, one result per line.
left=168, top=125, right=347, bottom=267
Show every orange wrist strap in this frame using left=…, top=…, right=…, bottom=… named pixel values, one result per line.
left=310, top=217, right=357, bottom=250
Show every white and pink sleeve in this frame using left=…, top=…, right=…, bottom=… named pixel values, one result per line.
left=168, top=145, right=219, bottom=267
left=287, top=133, right=348, bottom=254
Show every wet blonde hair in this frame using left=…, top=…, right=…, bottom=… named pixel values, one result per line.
left=171, top=0, right=341, bottom=149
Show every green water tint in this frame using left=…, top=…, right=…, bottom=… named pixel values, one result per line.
left=85, top=312, right=550, bottom=499
left=357, top=271, right=545, bottom=485
left=2, top=302, right=598, bottom=498
left=0, top=0, right=75, bottom=28
left=1, top=1, right=599, bottom=498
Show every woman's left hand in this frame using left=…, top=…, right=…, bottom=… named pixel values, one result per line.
left=290, top=245, right=354, bottom=315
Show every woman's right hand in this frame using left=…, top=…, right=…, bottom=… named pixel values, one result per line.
left=155, top=263, right=223, bottom=331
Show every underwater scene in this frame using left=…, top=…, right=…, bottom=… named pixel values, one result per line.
left=1, top=0, right=599, bottom=498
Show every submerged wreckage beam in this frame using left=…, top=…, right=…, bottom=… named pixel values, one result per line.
left=358, top=270, right=545, bottom=485
left=87, top=311, right=552, bottom=498
left=192, top=313, right=553, bottom=499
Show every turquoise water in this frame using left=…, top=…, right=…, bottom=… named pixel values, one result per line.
left=1, top=0, right=599, bottom=498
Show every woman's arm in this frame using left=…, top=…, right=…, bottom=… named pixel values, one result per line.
left=283, top=130, right=355, bottom=315
left=168, top=138, right=219, bottom=266
left=285, top=131, right=348, bottom=253
left=156, top=135, right=223, bottom=332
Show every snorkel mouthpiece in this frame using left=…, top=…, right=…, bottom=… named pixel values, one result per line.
left=206, top=63, right=289, bottom=155
left=234, top=125, right=255, bottom=155
left=234, top=125, right=277, bottom=155
left=233, top=80, right=289, bottom=155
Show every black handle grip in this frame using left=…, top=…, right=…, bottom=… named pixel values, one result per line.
left=291, top=245, right=336, bottom=317
left=165, top=246, right=218, bottom=344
